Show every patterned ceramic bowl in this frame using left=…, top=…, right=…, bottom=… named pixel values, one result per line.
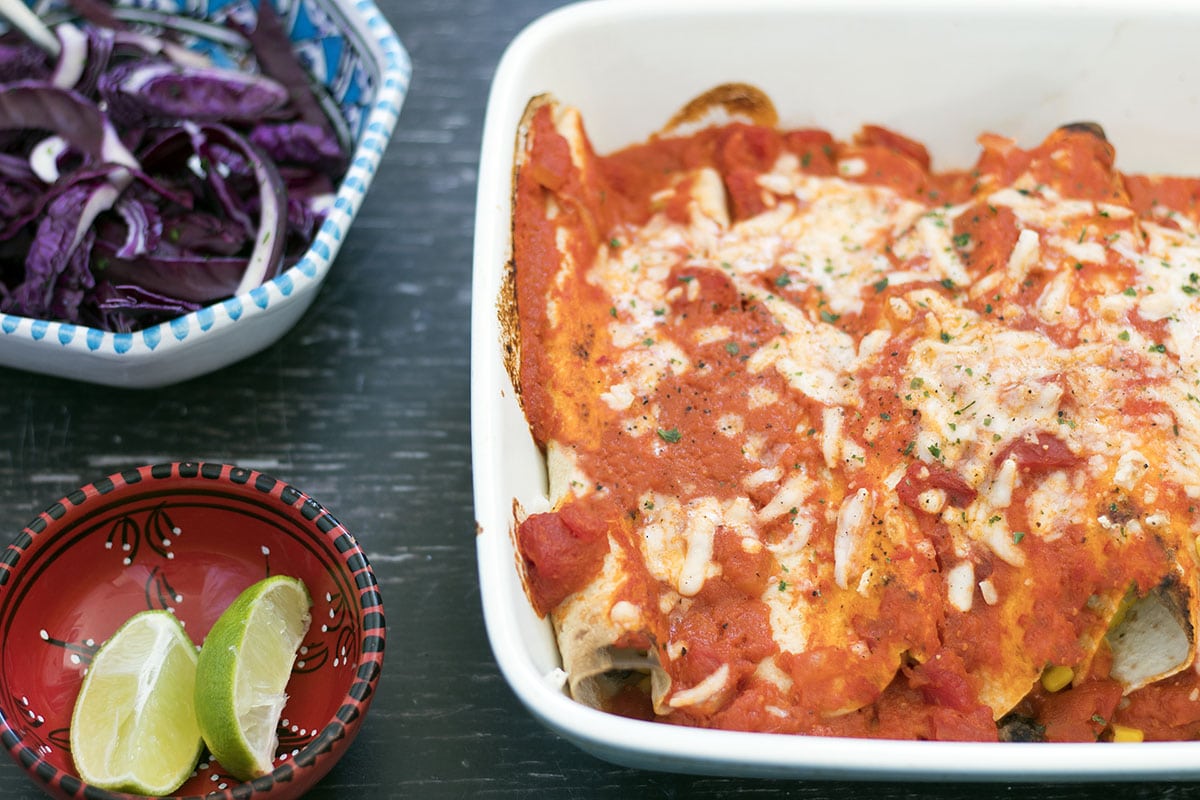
left=0, top=462, right=385, bottom=800
left=0, top=0, right=411, bottom=388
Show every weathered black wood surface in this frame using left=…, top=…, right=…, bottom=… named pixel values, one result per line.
left=1, top=0, right=1199, bottom=797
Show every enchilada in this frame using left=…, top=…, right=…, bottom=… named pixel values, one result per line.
left=508, top=86, right=1200, bottom=742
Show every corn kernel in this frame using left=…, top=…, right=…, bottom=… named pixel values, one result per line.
left=1041, top=665, right=1074, bottom=693
left=1111, top=724, right=1144, bottom=743
left=1109, top=585, right=1137, bottom=631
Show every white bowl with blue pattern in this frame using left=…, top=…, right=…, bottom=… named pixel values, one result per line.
left=1, top=0, right=410, bottom=388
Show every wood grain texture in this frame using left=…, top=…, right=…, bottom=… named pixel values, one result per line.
left=0, top=1, right=1199, bottom=797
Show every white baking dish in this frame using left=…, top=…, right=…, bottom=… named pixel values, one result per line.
left=470, top=0, right=1200, bottom=780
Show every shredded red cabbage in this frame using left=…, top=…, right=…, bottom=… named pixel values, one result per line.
left=0, top=0, right=348, bottom=332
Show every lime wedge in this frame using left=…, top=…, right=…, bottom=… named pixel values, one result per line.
left=195, top=575, right=312, bottom=781
left=69, top=609, right=202, bottom=795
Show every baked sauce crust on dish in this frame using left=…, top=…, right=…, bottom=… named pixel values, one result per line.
left=508, top=84, right=1200, bottom=742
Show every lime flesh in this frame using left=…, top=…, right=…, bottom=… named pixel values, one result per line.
left=69, top=609, right=202, bottom=795
left=195, top=575, right=312, bottom=781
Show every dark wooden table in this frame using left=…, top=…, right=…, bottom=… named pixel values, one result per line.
left=1, top=0, right=1199, bottom=797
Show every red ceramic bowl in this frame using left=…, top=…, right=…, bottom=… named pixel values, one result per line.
left=0, top=462, right=385, bottom=800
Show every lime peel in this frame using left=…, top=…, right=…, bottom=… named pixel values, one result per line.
left=195, top=575, right=313, bottom=781
left=69, top=609, right=203, bottom=795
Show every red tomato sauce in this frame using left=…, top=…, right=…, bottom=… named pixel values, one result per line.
left=516, top=500, right=612, bottom=616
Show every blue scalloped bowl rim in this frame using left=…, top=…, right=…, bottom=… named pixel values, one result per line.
left=0, top=0, right=411, bottom=387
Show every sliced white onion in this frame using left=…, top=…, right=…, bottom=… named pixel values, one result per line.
left=50, top=23, right=88, bottom=89
left=29, top=135, right=67, bottom=184
left=0, top=0, right=59, bottom=56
